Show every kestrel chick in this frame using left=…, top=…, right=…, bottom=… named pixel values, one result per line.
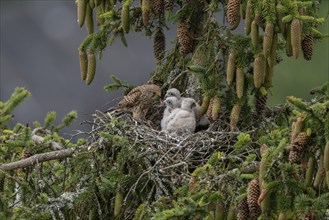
left=166, top=97, right=197, bottom=134
left=165, top=88, right=182, bottom=100
left=161, top=96, right=180, bottom=131
left=165, top=88, right=209, bottom=126
left=118, top=84, right=161, bottom=120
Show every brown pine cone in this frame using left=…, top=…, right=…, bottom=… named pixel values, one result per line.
left=164, top=0, right=174, bottom=11
left=153, top=29, right=166, bottom=63
left=247, top=178, right=261, bottom=220
left=293, top=132, right=309, bottom=147
left=289, top=149, right=300, bottom=163
left=301, top=34, right=313, bottom=61
left=226, top=0, right=241, bottom=30
left=152, top=0, right=164, bottom=14
left=237, top=198, right=249, bottom=220
left=177, top=21, right=193, bottom=55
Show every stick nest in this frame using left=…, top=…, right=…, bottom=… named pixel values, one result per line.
left=86, top=106, right=242, bottom=202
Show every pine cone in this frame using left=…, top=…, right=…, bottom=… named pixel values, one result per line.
left=265, top=64, right=274, bottom=88
left=301, top=34, right=313, bottom=61
left=245, top=0, right=252, bottom=35
left=121, top=5, right=130, bottom=33
left=236, top=67, right=244, bottom=98
left=207, top=97, right=214, bottom=121
left=251, top=20, right=259, bottom=49
left=153, top=29, right=166, bottom=63
left=290, top=18, right=302, bottom=59
left=77, top=0, right=87, bottom=27
left=253, top=53, right=265, bottom=88
left=86, top=3, right=94, bottom=34
left=86, top=50, right=96, bottom=85
left=263, top=23, right=274, bottom=58
left=142, top=0, right=151, bottom=26
left=247, top=178, right=261, bottom=220
left=267, top=33, right=278, bottom=68
left=293, top=132, right=309, bottom=147
left=226, top=0, right=241, bottom=30
left=207, top=96, right=220, bottom=121
left=227, top=50, right=236, bottom=86
left=230, top=102, right=242, bottom=131
left=177, top=21, right=193, bottom=55
left=152, top=0, right=164, bottom=14
left=237, top=198, right=249, bottom=220
left=289, top=149, right=300, bottom=163
left=164, top=0, right=174, bottom=11
left=79, top=49, right=88, bottom=81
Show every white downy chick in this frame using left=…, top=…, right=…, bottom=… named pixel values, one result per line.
left=161, top=96, right=180, bottom=131
left=166, top=98, right=197, bottom=134
left=165, top=88, right=209, bottom=126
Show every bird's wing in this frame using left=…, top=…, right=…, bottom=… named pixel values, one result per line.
left=118, top=87, right=142, bottom=107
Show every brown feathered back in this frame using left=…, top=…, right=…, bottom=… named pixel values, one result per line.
left=118, top=84, right=161, bottom=120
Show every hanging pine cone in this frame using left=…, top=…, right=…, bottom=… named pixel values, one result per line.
left=164, top=0, right=174, bottom=11
left=226, top=0, right=241, bottom=30
left=253, top=53, right=265, bottom=88
left=207, top=97, right=214, bottom=121
left=289, top=149, right=300, bottom=163
left=301, top=34, right=313, bottom=61
left=236, top=67, right=244, bottom=99
left=121, top=4, right=130, bottom=33
left=207, top=96, right=221, bottom=121
left=230, top=102, right=242, bottom=131
left=251, top=20, right=259, bottom=49
left=227, top=50, right=236, bottom=86
left=86, top=49, right=96, bottom=85
left=237, top=198, right=249, bottom=220
left=85, top=3, right=94, bottom=34
left=79, top=49, right=88, bottom=81
left=142, top=0, right=151, bottom=26
left=263, top=22, right=274, bottom=58
left=153, top=29, right=165, bottom=63
left=153, top=0, right=164, bottom=14
left=290, top=18, right=302, bottom=59
left=247, top=178, right=261, bottom=220
left=177, top=21, right=193, bottom=55
left=245, top=0, right=252, bottom=35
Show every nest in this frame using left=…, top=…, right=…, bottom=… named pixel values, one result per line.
left=86, top=105, right=245, bottom=203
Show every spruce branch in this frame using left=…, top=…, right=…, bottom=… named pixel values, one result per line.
left=0, top=143, right=96, bottom=171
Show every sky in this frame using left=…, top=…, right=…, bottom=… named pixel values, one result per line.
left=0, top=0, right=328, bottom=138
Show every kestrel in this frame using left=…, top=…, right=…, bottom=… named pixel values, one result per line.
left=118, top=84, right=161, bottom=120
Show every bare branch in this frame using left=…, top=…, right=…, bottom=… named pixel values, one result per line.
left=0, top=145, right=94, bottom=171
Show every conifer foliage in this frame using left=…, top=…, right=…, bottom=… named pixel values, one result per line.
left=0, top=0, right=328, bottom=219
